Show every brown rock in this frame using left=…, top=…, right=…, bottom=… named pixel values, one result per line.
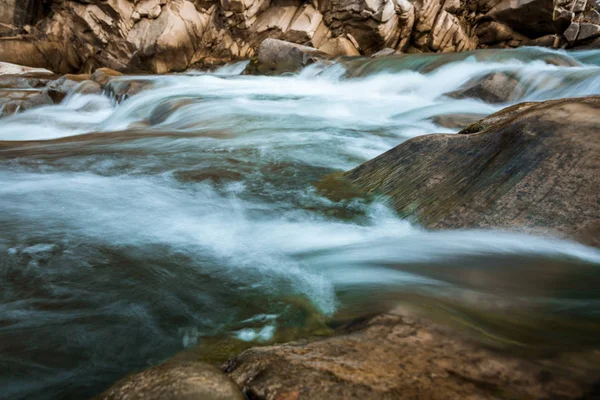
left=244, top=38, right=331, bottom=75
left=72, top=80, right=103, bottom=96
left=104, top=78, right=156, bottom=102
left=98, top=361, right=245, bottom=400
left=225, top=311, right=600, bottom=400
left=484, top=0, right=555, bottom=39
left=448, top=72, right=525, bottom=103
left=343, top=97, right=600, bottom=246
left=92, top=68, right=124, bottom=86
left=0, top=88, right=53, bottom=116
left=477, top=21, right=528, bottom=45
left=430, top=113, right=487, bottom=129
left=319, top=36, right=360, bottom=56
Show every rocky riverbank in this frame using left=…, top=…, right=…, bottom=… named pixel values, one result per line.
left=0, top=0, right=599, bottom=74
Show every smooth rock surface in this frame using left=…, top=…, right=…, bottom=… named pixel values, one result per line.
left=244, top=38, right=331, bottom=75
left=448, top=72, right=525, bottom=103
left=225, top=311, right=600, bottom=400
left=343, top=97, right=600, bottom=246
left=98, top=361, right=245, bottom=400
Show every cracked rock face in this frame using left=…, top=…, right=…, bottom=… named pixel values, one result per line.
left=554, top=0, right=600, bottom=47
left=0, top=0, right=572, bottom=74
left=0, top=0, right=596, bottom=73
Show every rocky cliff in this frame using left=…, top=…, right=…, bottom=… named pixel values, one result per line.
left=0, top=0, right=597, bottom=74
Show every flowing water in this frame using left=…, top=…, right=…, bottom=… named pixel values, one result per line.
left=1, top=47, right=600, bottom=399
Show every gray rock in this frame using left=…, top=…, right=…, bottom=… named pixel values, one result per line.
left=563, top=22, right=580, bottom=43
left=577, top=23, right=600, bottom=42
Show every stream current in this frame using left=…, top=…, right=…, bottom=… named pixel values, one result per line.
left=1, top=47, right=600, bottom=399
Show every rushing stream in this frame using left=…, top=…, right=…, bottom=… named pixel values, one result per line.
left=2, top=47, right=600, bottom=399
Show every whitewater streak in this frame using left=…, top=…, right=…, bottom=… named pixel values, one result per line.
left=1, top=47, right=600, bottom=400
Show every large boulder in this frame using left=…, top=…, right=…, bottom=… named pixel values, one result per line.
left=448, top=72, right=525, bottom=103
left=342, top=97, right=600, bottom=246
left=98, top=361, right=245, bottom=400
left=244, top=38, right=331, bottom=75
left=225, top=311, right=600, bottom=400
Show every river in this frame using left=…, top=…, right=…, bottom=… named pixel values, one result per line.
left=1, top=47, right=600, bottom=399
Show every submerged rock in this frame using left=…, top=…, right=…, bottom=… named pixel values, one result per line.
left=225, top=311, right=600, bottom=400
left=98, top=361, right=245, bottom=400
left=343, top=97, right=600, bottom=246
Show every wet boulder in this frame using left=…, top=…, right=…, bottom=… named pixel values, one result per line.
left=46, top=74, right=91, bottom=103
left=104, top=78, right=156, bottom=103
left=92, top=68, right=124, bottom=86
left=98, top=361, right=245, bottom=400
left=72, top=80, right=103, bottom=96
left=225, top=311, right=600, bottom=400
left=244, top=38, right=331, bottom=75
left=342, top=97, right=600, bottom=246
left=0, top=88, right=53, bottom=116
left=447, top=72, right=525, bottom=104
